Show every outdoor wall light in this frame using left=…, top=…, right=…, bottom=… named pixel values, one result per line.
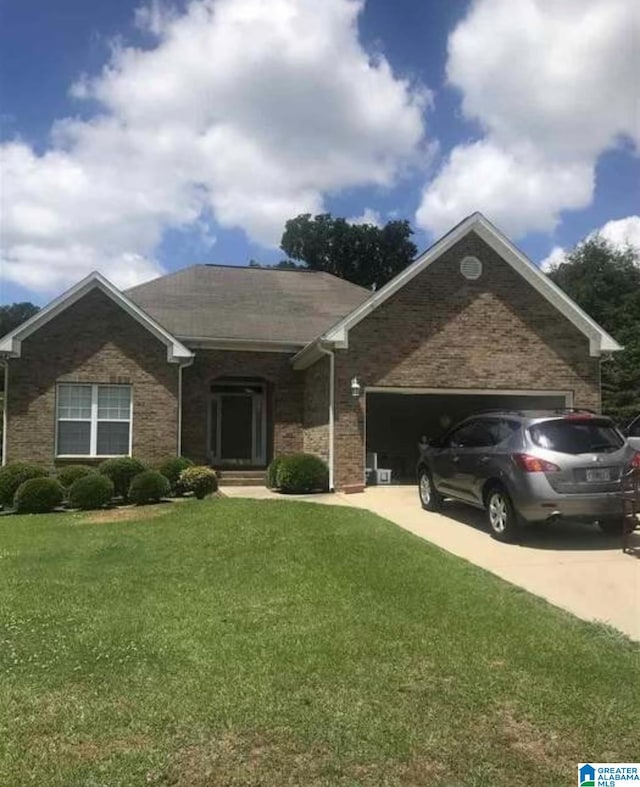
left=350, top=376, right=361, bottom=398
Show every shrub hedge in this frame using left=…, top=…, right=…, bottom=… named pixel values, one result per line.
left=128, top=470, right=171, bottom=505
left=98, top=457, right=146, bottom=501
left=266, top=456, right=284, bottom=489
left=179, top=466, right=218, bottom=499
left=69, top=474, right=115, bottom=511
left=14, top=477, right=64, bottom=514
left=0, top=462, right=49, bottom=508
left=275, top=453, right=329, bottom=494
left=158, top=456, right=194, bottom=495
left=56, top=464, right=96, bottom=489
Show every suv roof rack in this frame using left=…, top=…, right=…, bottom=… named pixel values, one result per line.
left=553, top=407, right=598, bottom=415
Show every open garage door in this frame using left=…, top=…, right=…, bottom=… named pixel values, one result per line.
left=365, top=389, right=571, bottom=483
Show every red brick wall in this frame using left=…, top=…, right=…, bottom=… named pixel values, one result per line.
left=6, top=288, right=179, bottom=468
left=180, top=350, right=303, bottom=465
left=303, top=355, right=330, bottom=462
left=333, top=232, right=600, bottom=489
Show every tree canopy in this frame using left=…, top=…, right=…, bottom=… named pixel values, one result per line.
left=0, top=302, right=40, bottom=338
left=280, top=213, right=417, bottom=289
left=547, top=235, right=640, bottom=422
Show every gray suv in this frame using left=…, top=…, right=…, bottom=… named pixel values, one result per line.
left=623, top=415, right=640, bottom=451
left=417, top=410, right=639, bottom=542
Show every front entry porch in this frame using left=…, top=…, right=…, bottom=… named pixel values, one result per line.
left=208, top=379, right=268, bottom=468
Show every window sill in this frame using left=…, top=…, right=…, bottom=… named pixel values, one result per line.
left=55, top=455, right=131, bottom=460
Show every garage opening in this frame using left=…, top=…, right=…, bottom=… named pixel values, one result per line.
left=365, top=389, right=571, bottom=484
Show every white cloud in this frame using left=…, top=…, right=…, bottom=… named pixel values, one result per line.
left=539, top=215, right=640, bottom=270
left=417, top=0, right=639, bottom=238
left=348, top=208, right=383, bottom=227
left=1, top=0, right=429, bottom=294
left=539, top=246, right=567, bottom=273
left=597, top=216, right=640, bottom=251
left=416, top=140, right=593, bottom=238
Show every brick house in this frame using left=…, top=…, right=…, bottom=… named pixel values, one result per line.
left=0, top=213, right=620, bottom=492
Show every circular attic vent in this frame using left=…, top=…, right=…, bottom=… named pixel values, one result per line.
left=460, top=255, right=482, bottom=280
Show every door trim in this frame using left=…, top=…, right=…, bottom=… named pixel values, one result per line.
left=207, top=381, right=267, bottom=466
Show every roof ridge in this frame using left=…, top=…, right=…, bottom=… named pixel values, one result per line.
left=202, top=263, right=318, bottom=273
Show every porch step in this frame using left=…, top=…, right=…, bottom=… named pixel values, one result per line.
left=216, top=469, right=266, bottom=487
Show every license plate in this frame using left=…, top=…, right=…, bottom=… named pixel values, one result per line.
left=586, top=468, right=611, bottom=482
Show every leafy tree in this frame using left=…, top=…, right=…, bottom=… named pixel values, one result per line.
left=280, top=213, right=417, bottom=288
left=0, top=302, right=39, bottom=338
left=547, top=235, right=640, bottom=422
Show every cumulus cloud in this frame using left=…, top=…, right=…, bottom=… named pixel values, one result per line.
left=416, top=140, right=593, bottom=238
left=348, top=208, right=383, bottom=227
left=417, top=0, right=639, bottom=238
left=598, top=216, right=640, bottom=251
left=1, top=0, right=429, bottom=294
left=539, top=215, right=640, bottom=270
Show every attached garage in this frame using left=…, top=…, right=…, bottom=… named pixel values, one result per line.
left=365, top=388, right=571, bottom=482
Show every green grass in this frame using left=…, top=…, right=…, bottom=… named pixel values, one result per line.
left=0, top=499, right=638, bottom=786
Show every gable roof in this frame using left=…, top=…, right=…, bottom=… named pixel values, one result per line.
left=293, top=212, right=622, bottom=368
left=0, top=271, right=193, bottom=363
left=125, top=265, right=369, bottom=347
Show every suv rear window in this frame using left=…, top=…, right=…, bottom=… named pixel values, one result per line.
left=529, top=418, right=624, bottom=455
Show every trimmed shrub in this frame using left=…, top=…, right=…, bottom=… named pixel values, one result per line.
left=0, top=462, right=49, bottom=508
left=98, top=457, right=146, bottom=501
left=14, top=477, right=64, bottom=514
left=68, top=474, right=114, bottom=511
left=275, top=453, right=329, bottom=494
left=128, top=470, right=171, bottom=505
left=158, top=456, right=194, bottom=495
left=266, top=456, right=284, bottom=489
left=56, top=464, right=96, bottom=489
left=179, top=466, right=218, bottom=500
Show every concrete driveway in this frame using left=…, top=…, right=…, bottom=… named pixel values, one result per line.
left=223, top=485, right=640, bottom=640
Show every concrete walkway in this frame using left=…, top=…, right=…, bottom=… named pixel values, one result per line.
left=223, top=485, right=640, bottom=640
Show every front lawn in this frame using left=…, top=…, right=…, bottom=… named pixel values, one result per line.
left=0, top=499, right=637, bottom=786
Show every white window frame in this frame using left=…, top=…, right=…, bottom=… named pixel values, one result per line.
left=56, top=383, right=133, bottom=458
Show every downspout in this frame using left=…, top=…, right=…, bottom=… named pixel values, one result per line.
left=317, top=342, right=335, bottom=491
left=177, top=357, right=194, bottom=456
left=1, top=358, right=8, bottom=466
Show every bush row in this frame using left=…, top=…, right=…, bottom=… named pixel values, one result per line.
left=0, top=455, right=217, bottom=514
left=266, top=453, right=329, bottom=494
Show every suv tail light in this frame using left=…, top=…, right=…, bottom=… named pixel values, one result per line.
left=631, top=452, right=640, bottom=469
left=513, top=453, right=560, bottom=473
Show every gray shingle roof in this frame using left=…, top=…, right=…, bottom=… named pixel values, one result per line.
left=125, top=265, right=369, bottom=345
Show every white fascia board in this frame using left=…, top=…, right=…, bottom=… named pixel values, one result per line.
left=322, top=212, right=483, bottom=346
left=472, top=217, right=622, bottom=355
left=0, top=271, right=194, bottom=364
left=320, top=212, right=622, bottom=357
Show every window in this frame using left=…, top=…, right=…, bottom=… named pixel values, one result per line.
left=628, top=417, right=640, bottom=438
left=57, top=384, right=132, bottom=457
left=484, top=418, right=520, bottom=446
left=529, top=418, right=624, bottom=455
left=445, top=419, right=494, bottom=449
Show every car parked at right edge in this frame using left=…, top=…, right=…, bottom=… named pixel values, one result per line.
left=417, top=409, right=640, bottom=542
left=623, top=414, right=640, bottom=451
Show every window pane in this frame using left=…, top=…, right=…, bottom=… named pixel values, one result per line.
left=97, top=386, right=131, bottom=421
left=529, top=419, right=624, bottom=454
left=58, top=385, right=92, bottom=420
left=58, top=421, right=91, bottom=455
left=97, top=422, right=130, bottom=455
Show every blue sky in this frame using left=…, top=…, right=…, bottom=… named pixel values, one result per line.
left=1, top=0, right=638, bottom=305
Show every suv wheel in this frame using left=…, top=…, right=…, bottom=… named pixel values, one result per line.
left=418, top=469, right=442, bottom=512
left=486, top=487, right=519, bottom=542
